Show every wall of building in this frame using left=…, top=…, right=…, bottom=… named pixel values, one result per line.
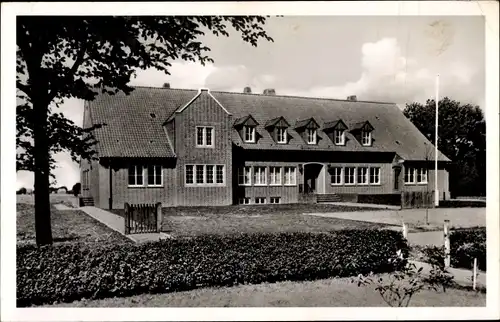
left=174, top=91, right=233, bottom=206
left=97, top=160, right=177, bottom=209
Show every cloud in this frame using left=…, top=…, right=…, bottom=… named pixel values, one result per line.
left=279, top=38, right=481, bottom=106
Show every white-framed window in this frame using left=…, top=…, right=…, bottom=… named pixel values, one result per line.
left=239, top=197, right=250, bottom=205
left=255, top=197, right=266, bottom=204
left=238, top=166, right=252, bottom=186
left=306, top=128, right=317, bottom=144
left=284, top=167, right=297, bottom=185
left=185, top=164, right=225, bottom=186
left=369, top=167, right=381, bottom=184
left=361, top=130, right=372, bottom=146
left=334, top=129, right=345, bottom=145
left=128, top=165, right=144, bottom=187
left=416, top=168, right=428, bottom=184
left=206, top=165, right=214, bottom=184
left=254, top=166, right=267, bottom=185
left=147, top=165, right=163, bottom=187
left=344, top=167, right=356, bottom=185
left=244, top=125, right=256, bottom=143
left=404, top=167, right=415, bottom=184
left=357, top=167, right=369, bottom=185
left=216, top=165, right=224, bottom=184
left=270, top=197, right=281, bottom=204
left=185, top=165, right=194, bottom=184
left=330, top=167, right=343, bottom=185
left=196, top=126, right=214, bottom=147
left=276, top=128, right=287, bottom=144
left=405, top=167, right=427, bottom=184
left=269, top=167, right=282, bottom=185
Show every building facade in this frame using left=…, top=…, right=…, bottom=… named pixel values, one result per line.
left=81, top=87, right=451, bottom=209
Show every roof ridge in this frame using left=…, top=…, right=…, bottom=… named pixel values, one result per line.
left=129, top=85, right=396, bottom=105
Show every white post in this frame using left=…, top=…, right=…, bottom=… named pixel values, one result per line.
left=473, top=258, right=477, bottom=290
left=402, top=222, right=408, bottom=239
left=434, top=74, right=440, bottom=207
left=444, top=219, right=450, bottom=267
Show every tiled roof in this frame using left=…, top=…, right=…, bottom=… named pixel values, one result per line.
left=87, top=87, right=195, bottom=158
left=87, top=86, right=451, bottom=162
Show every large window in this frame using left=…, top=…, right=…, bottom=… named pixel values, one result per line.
left=331, top=166, right=381, bottom=186
left=269, top=167, right=282, bottom=185
left=128, top=165, right=144, bottom=186
left=306, top=128, right=317, bottom=144
left=344, top=167, right=356, bottom=185
left=238, top=166, right=252, bottom=186
left=284, top=167, right=297, bottom=185
left=405, top=167, right=427, bottom=184
left=244, top=125, right=256, bottom=143
left=361, top=130, right=372, bottom=146
left=357, top=167, right=369, bottom=185
left=334, top=129, right=345, bottom=145
left=276, top=128, right=287, bottom=144
left=239, top=197, right=250, bottom=205
left=369, top=167, right=381, bottom=184
left=196, top=126, right=214, bottom=147
left=330, top=167, right=343, bottom=185
left=185, top=164, right=225, bottom=185
left=147, top=165, right=163, bottom=187
left=254, top=166, right=267, bottom=185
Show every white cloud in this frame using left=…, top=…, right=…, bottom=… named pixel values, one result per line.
left=279, top=37, right=481, bottom=106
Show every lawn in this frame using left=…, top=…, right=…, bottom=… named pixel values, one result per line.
left=111, top=204, right=389, bottom=237
left=48, top=275, right=485, bottom=307
left=17, top=203, right=131, bottom=245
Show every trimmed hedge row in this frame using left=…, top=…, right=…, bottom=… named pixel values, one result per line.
left=17, top=230, right=409, bottom=306
left=357, top=194, right=402, bottom=206
left=439, top=200, right=486, bottom=208
left=450, top=228, right=486, bottom=271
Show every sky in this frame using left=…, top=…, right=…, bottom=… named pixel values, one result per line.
left=16, top=15, right=485, bottom=190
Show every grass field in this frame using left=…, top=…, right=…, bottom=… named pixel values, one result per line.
left=48, top=275, right=485, bottom=307
left=16, top=203, right=131, bottom=245
left=111, top=204, right=389, bottom=237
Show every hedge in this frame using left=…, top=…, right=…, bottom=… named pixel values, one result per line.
left=450, top=228, right=486, bottom=271
left=17, top=230, right=408, bottom=307
left=438, top=200, right=486, bottom=208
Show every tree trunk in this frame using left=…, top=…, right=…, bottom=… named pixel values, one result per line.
left=33, top=99, right=53, bottom=246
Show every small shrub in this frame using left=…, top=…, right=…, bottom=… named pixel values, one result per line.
left=17, top=230, right=409, bottom=306
left=450, top=228, right=486, bottom=271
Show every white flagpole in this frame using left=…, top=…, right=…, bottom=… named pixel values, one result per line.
left=434, top=74, right=439, bottom=206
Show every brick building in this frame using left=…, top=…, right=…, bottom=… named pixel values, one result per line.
left=81, top=86, right=450, bottom=209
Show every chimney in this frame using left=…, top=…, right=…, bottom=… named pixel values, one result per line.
left=243, top=86, right=252, bottom=94
left=263, top=88, right=276, bottom=95
left=347, top=95, right=357, bottom=101
left=163, top=82, right=170, bottom=88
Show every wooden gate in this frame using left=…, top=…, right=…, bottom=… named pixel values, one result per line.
left=401, top=191, right=435, bottom=209
left=124, top=202, right=162, bottom=234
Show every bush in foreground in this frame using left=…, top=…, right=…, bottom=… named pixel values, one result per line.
left=17, top=230, right=408, bottom=306
left=450, top=228, right=486, bottom=271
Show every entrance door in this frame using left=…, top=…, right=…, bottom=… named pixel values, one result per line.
left=303, top=163, right=324, bottom=194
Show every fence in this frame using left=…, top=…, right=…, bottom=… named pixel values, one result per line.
left=124, top=202, right=162, bottom=234
left=401, top=191, right=434, bottom=209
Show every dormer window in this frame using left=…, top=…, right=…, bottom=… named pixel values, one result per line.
left=324, top=119, right=348, bottom=146
left=350, top=121, right=374, bottom=147
left=334, top=129, right=345, bottom=145
left=307, top=129, right=317, bottom=145
left=362, top=130, right=372, bottom=146
left=276, top=127, right=287, bottom=144
left=244, top=125, right=256, bottom=143
left=264, top=116, right=290, bottom=145
left=234, top=115, right=259, bottom=144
